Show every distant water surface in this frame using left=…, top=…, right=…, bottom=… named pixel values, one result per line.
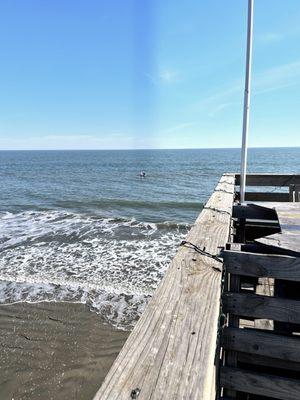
left=0, top=148, right=299, bottom=328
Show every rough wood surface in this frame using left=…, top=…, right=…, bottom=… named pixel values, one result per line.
left=222, top=327, right=300, bottom=363
left=223, top=250, right=300, bottom=282
left=255, top=277, right=274, bottom=330
left=220, top=367, right=300, bottom=400
left=257, top=233, right=300, bottom=255
left=235, top=174, right=300, bottom=187
left=255, top=203, right=300, bottom=255
left=224, top=270, right=240, bottom=398
left=238, top=352, right=300, bottom=372
left=93, top=174, right=235, bottom=400
left=223, top=292, right=300, bottom=324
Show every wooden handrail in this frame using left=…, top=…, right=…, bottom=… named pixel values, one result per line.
left=235, top=174, right=300, bottom=187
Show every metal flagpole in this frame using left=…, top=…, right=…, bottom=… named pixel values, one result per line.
left=240, top=0, right=254, bottom=203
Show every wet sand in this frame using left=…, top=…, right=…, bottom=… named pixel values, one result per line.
left=0, top=302, right=129, bottom=400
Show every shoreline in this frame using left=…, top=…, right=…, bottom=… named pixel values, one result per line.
left=0, top=301, right=129, bottom=400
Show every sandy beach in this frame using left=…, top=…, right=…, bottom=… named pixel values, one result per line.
left=0, top=301, right=129, bottom=400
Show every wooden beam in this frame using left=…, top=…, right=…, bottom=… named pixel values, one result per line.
left=238, top=352, right=300, bottom=372
left=225, top=242, right=271, bottom=254
left=289, top=184, right=300, bottom=202
left=232, top=204, right=277, bottom=220
left=236, top=191, right=290, bottom=202
left=222, top=327, right=300, bottom=363
left=225, top=269, right=241, bottom=398
left=235, top=174, right=300, bottom=187
left=220, top=366, right=300, bottom=400
left=245, top=225, right=280, bottom=241
left=223, top=251, right=300, bottom=282
left=290, top=184, right=295, bottom=201
left=245, top=220, right=279, bottom=227
left=93, top=174, right=235, bottom=400
left=255, top=277, right=274, bottom=330
left=223, top=292, right=300, bottom=324
left=256, top=236, right=300, bottom=257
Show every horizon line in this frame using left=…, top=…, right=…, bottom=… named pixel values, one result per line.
left=1, top=145, right=300, bottom=151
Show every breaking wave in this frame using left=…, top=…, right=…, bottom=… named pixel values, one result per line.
left=0, top=210, right=189, bottom=329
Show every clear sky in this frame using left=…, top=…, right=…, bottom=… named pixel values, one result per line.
left=0, top=0, right=299, bottom=150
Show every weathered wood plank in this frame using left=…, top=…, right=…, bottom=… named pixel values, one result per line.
left=255, top=277, right=274, bottom=330
left=93, top=174, right=235, bottom=400
left=255, top=203, right=300, bottom=255
left=222, top=327, right=300, bottom=363
left=220, top=367, right=300, bottom=400
left=254, top=202, right=300, bottom=210
left=238, top=352, right=300, bottom=372
left=232, top=204, right=277, bottom=220
left=257, top=232, right=300, bottom=255
left=223, top=292, right=300, bottom=324
left=223, top=250, right=300, bottom=282
left=225, top=271, right=240, bottom=398
left=235, top=174, right=300, bottom=187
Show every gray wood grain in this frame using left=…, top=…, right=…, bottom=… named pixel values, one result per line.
left=223, top=250, right=300, bottom=281
left=223, top=292, right=300, bottom=324
left=255, top=277, right=274, bottom=330
left=222, top=327, right=300, bottom=362
left=255, top=203, right=300, bottom=255
left=220, top=367, right=300, bottom=400
left=238, top=352, right=300, bottom=372
left=93, top=174, right=235, bottom=400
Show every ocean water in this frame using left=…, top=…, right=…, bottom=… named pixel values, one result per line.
left=0, top=148, right=299, bottom=329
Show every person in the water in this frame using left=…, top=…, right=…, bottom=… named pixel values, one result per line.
left=140, top=171, right=146, bottom=178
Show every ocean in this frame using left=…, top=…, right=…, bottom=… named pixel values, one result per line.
left=0, top=148, right=299, bottom=329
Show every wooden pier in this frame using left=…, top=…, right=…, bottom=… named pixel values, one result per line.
left=93, top=173, right=300, bottom=400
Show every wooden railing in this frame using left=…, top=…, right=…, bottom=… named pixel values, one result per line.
left=220, top=193, right=300, bottom=400
left=93, top=174, right=235, bottom=400
left=235, top=173, right=300, bottom=202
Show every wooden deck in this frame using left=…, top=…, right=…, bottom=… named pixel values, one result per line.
left=221, top=174, right=300, bottom=400
left=93, top=173, right=300, bottom=400
left=255, top=202, right=300, bottom=255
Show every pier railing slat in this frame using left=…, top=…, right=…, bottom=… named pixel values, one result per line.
left=223, top=250, right=300, bottom=281
left=223, top=292, right=300, bottom=324
left=220, top=367, right=300, bottom=400
left=93, top=174, right=235, bottom=400
left=235, top=173, right=300, bottom=187
left=222, top=327, right=300, bottom=363
left=238, top=352, right=300, bottom=372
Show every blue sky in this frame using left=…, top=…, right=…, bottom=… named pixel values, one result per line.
left=0, top=0, right=299, bottom=150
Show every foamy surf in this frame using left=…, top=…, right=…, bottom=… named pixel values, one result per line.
left=0, top=210, right=188, bottom=329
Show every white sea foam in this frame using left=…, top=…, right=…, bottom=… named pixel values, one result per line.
left=0, top=210, right=188, bottom=329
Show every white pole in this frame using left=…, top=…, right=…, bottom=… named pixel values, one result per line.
left=240, top=0, right=254, bottom=203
